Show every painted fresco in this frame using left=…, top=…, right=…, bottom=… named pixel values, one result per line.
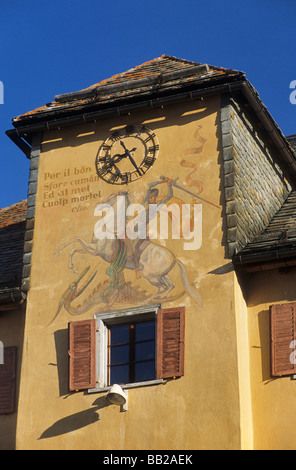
left=47, top=122, right=218, bottom=323
left=17, top=97, right=245, bottom=451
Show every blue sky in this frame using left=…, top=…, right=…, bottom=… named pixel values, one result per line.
left=0, top=0, right=296, bottom=208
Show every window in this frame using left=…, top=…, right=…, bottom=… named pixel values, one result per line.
left=0, top=346, right=16, bottom=414
left=270, top=302, right=296, bottom=377
left=108, top=319, right=156, bottom=385
left=68, top=305, right=185, bottom=392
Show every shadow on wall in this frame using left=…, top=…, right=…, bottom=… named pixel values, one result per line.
left=39, top=396, right=109, bottom=440
left=256, top=309, right=272, bottom=383
left=40, top=329, right=118, bottom=440
left=41, top=104, right=215, bottom=153
left=53, top=329, right=69, bottom=398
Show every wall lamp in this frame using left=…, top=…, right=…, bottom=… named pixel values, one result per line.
left=107, top=384, right=128, bottom=411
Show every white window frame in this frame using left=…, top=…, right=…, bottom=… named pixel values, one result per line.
left=88, top=304, right=163, bottom=393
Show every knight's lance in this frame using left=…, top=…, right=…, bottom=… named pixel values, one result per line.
left=160, top=176, right=220, bottom=209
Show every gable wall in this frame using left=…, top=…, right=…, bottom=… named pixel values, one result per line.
left=15, top=95, right=244, bottom=450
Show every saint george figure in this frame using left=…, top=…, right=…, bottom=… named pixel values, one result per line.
left=128, top=177, right=174, bottom=279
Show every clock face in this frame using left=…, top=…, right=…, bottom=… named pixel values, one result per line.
left=95, top=125, right=159, bottom=184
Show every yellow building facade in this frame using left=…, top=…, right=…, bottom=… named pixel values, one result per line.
left=2, top=55, right=296, bottom=450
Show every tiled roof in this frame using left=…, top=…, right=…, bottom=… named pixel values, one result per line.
left=12, top=55, right=242, bottom=124
left=238, top=190, right=296, bottom=255
left=0, top=200, right=27, bottom=228
left=233, top=135, right=296, bottom=264
left=0, top=200, right=27, bottom=293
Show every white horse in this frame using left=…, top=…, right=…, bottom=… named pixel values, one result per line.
left=55, top=193, right=202, bottom=307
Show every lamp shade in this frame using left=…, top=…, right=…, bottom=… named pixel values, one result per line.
left=107, top=384, right=127, bottom=405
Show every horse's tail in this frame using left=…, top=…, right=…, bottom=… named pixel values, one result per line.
left=175, top=259, right=203, bottom=308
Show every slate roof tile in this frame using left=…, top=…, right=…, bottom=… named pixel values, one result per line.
left=12, top=55, right=242, bottom=124
left=236, top=135, right=296, bottom=260
left=0, top=200, right=27, bottom=290
left=0, top=200, right=27, bottom=228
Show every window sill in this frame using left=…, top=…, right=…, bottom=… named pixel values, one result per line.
left=88, top=378, right=163, bottom=394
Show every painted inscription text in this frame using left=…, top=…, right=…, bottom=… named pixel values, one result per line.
left=42, top=165, right=101, bottom=211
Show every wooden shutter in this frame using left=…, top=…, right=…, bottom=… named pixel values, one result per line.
left=68, top=319, right=96, bottom=391
left=270, top=303, right=296, bottom=376
left=156, top=307, right=185, bottom=379
left=0, top=346, right=16, bottom=414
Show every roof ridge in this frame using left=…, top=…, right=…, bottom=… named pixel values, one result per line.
left=82, top=55, right=201, bottom=91
left=159, top=54, right=200, bottom=65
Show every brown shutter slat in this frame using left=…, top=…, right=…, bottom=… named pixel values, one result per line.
left=270, top=303, right=296, bottom=376
left=0, top=346, right=16, bottom=414
left=156, top=307, right=185, bottom=379
left=68, top=319, right=96, bottom=391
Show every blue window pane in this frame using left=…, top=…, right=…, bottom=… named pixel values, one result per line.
left=135, top=340, right=155, bottom=361
left=110, top=344, right=129, bottom=365
left=135, top=360, right=155, bottom=382
left=110, top=364, right=129, bottom=385
left=135, top=321, right=155, bottom=341
left=110, top=324, right=129, bottom=344
left=108, top=319, right=156, bottom=385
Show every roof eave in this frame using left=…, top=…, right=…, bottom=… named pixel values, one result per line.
left=6, top=72, right=244, bottom=155
left=6, top=74, right=296, bottom=182
left=11, top=69, right=243, bottom=127
left=0, top=287, right=26, bottom=311
left=233, top=245, right=296, bottom=272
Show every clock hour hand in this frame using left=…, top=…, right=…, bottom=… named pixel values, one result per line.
left=120, top=141, right=138, bottom=170
left=101, top=156, right=121, bottom=175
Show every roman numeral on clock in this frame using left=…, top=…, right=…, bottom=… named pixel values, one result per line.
left=134, top=167, right=145, bottom=177
left=148, top=144, right=159, bottom=153
left=120, top=172, right=131, bottom=184
left=108, top=173, right=120, bottom=184
left=143, top=155, right=156, bottom=168
left=143, top=133, right=156, bottom=144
